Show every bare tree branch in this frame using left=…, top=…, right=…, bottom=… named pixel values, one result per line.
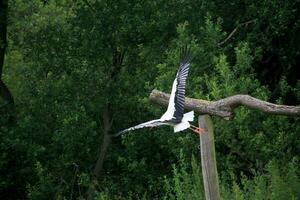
left=218, top=19, right=256, bottom=46
left=149, top=89, right=300, bottom=120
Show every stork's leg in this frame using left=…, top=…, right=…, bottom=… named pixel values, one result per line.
left=189, top=125, right=204, bottom=136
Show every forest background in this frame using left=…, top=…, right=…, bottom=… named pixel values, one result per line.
left=0, top=0, right=299, bottom=199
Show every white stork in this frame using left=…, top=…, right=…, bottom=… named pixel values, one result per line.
left=114, top=47, right=203, bottom=137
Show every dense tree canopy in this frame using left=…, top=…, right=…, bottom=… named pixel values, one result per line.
left=0, top=0, right=299, bottom=199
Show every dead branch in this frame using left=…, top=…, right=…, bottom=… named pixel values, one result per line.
left=149, top=89, right=300, bottom=120
left=218, top=19, right=256, bottom=46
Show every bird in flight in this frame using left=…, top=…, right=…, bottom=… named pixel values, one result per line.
left=114, top=47, right=204, bottom=137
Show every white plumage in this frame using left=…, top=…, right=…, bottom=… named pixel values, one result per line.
left=173, top=111, right=194, bottom=132
left=114, top=47, right=203, bottom=137
left=159, top=77, right=178, bottom=121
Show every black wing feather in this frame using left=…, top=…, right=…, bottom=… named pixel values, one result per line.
left=172, top=46, right=192, bottom=122
left=113, top=120, right=168, bottom=137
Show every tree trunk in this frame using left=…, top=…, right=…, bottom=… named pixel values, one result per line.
left=0, top=0, right=15, bottom=123
left=93, top=133, right=111, bottom=178
left=87, top=49, right=123, bottom=199
left=87, top=104, right=113, bottom=199
left=93, top=109, right=112, bottom=178
left=0, top=0, right=8, bottom=77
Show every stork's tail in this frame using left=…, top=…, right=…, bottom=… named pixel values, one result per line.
left=183, top=110, right=194, bottom=122
left=173, top=111, right=194, bottom=133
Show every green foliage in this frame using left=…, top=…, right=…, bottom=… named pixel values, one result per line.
left=163, top=153, right=204, bottom=200
left=0, top=0, right=299, bottom=199
left=163, top=155, right=300, bottom=200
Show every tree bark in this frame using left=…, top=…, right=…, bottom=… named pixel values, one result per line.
left=91, top=50, right=124, bottom=178
left=87, top=104, right=113, bottom=200
left=93, top=105, right=112, bottom=178
left=87, top=49, right=124, bottom=199
left=150, top=89, right=300, bottom=119
left=0, top=0, right=8, bottom=77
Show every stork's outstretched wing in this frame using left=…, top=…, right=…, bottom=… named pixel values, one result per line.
left=173, top=47, right=192, bottom=121
left=113, top=119, right=168, bottom=137
left=160, top=46, right=192, bottom=122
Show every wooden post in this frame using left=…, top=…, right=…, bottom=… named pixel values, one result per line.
left=198, top=115, right=220, bottom=200
left=149, top=89, right=300, bottom=199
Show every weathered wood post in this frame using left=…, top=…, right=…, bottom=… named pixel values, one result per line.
left=198, top=115, right=220, bottom=200
left=149, top=89, right=300, bottom=200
